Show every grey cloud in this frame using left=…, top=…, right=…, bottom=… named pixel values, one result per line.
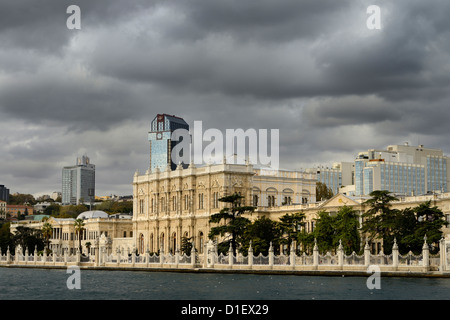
left=1, top=0, right=450, bottom=196
left=302, top=95, right=402, bottom=127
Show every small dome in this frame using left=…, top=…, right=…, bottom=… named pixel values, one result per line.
left=77, top=210, right=109, bottom=220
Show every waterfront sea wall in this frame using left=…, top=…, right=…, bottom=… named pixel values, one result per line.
left=2, top=237, right=450, bottom=278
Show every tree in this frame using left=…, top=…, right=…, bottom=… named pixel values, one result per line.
left=241, top=216, right=282, bottom=256
left=85, top=242, right=92, bottom=255
left=9, top=193, right=36, bottom=205
left=41, top=222, right=53, bottom=254
left=12, top=226, right=44, bottom=254
left=313, top=210, right=337, bottom=253
left=361, top=190, right=399, bottom=254
left=180, top=236, right=193, bottom=256
left=43, top=203, right=61, bottom=216
left=209, top=193, right=255, bottom=255
left=316, top=182, right=333, bottom=202
left=0, top=222, right=13, bottom=254
left=334, top=205, right=361, bottom=255
left=399, top=201, right=448, bottom=254
left=277, top=212, right=306, bottom=254
left=74, top=219, right=85, bottom=254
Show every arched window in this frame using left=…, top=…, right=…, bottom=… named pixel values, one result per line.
left=172, top=232, right=177, bottom=253
left=150, top=233, right=154, bottom=253
left=139, top=234, right=144, bottom=254
left=199, top=231, right=204, bottom=253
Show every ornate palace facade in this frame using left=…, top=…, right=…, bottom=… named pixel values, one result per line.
left=132, top=162, right=317, bottom=254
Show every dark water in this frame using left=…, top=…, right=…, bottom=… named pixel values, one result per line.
left=0, top=267, right=449, bottom=300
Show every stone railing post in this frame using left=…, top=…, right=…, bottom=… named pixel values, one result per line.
left=131, top=249, right=136, bottom=267
left=337, top=240, right=344, bottom=269
left=364, top=239, right=370, bottom=267
left=422, top=235, right=430, bottom=272
left=313, top=239, right=319, bottom=269
left=228, top=243, right=233, bottom=267
left=248, top=241, right=253, bottom=269
left=25, top=248, right=29, bottom=265
left=94, top=238, right=99, bottom=267
left=34, top=245, right=38, bottom=265
left=117, top=248, right=121, bottom=266
left=145, top=248, right=150, bottom=268
left=190, top=246, right=196, bottom=268
left=43, top=247, right=48, bottom=264
left=175, top=248, right=180, bottom=268
left=440, top=237, right=446, bottom=272
left=52, top=251, right=56, bottom=265
left=159, top=245, right=164, bottom=266
left=76, top=248, right=81, bottom=265
left=290, top=242, right=296, bottom=268
left=268, top=242, right=274, bottom=268
left=392, top=238, right=399, bottom=270
left=6, top=247, right=10, bottom=264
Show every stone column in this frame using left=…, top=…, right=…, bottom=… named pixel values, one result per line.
left=94, top=238, right=99, bottom=267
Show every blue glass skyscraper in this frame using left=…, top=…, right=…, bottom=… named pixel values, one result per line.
left=148, top=114, right=190, bottom=172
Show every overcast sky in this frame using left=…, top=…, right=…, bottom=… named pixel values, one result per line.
left=1, top=0, right=450, bottom=197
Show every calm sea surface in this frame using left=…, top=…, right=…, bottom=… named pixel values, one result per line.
left=1, top=267, right=449, bottom=300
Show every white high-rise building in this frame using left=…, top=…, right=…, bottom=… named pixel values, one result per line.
left=62, top=155, right=95, bottom=205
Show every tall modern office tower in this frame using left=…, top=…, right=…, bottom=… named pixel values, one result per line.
left=62, top=155, right=96, bottom=205
left=0, top=185, right=9, bottom=203
left=148, top=114, right=190, bottom=172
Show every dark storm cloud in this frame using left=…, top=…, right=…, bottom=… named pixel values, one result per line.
left=1, top=0, right=450, bottom=196
left=164, top=0, right=353, bottom=43
left=0, top=0, right=158, bottom=53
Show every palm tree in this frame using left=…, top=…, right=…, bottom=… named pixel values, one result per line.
left=74, top=219, right=85, bottom=255
left=41, top=222, right=53, bottom=254
left=85, top=242, right=92, bottom=255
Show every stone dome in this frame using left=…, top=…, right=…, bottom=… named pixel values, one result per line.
left=77, top=210, right=109, bottom=220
